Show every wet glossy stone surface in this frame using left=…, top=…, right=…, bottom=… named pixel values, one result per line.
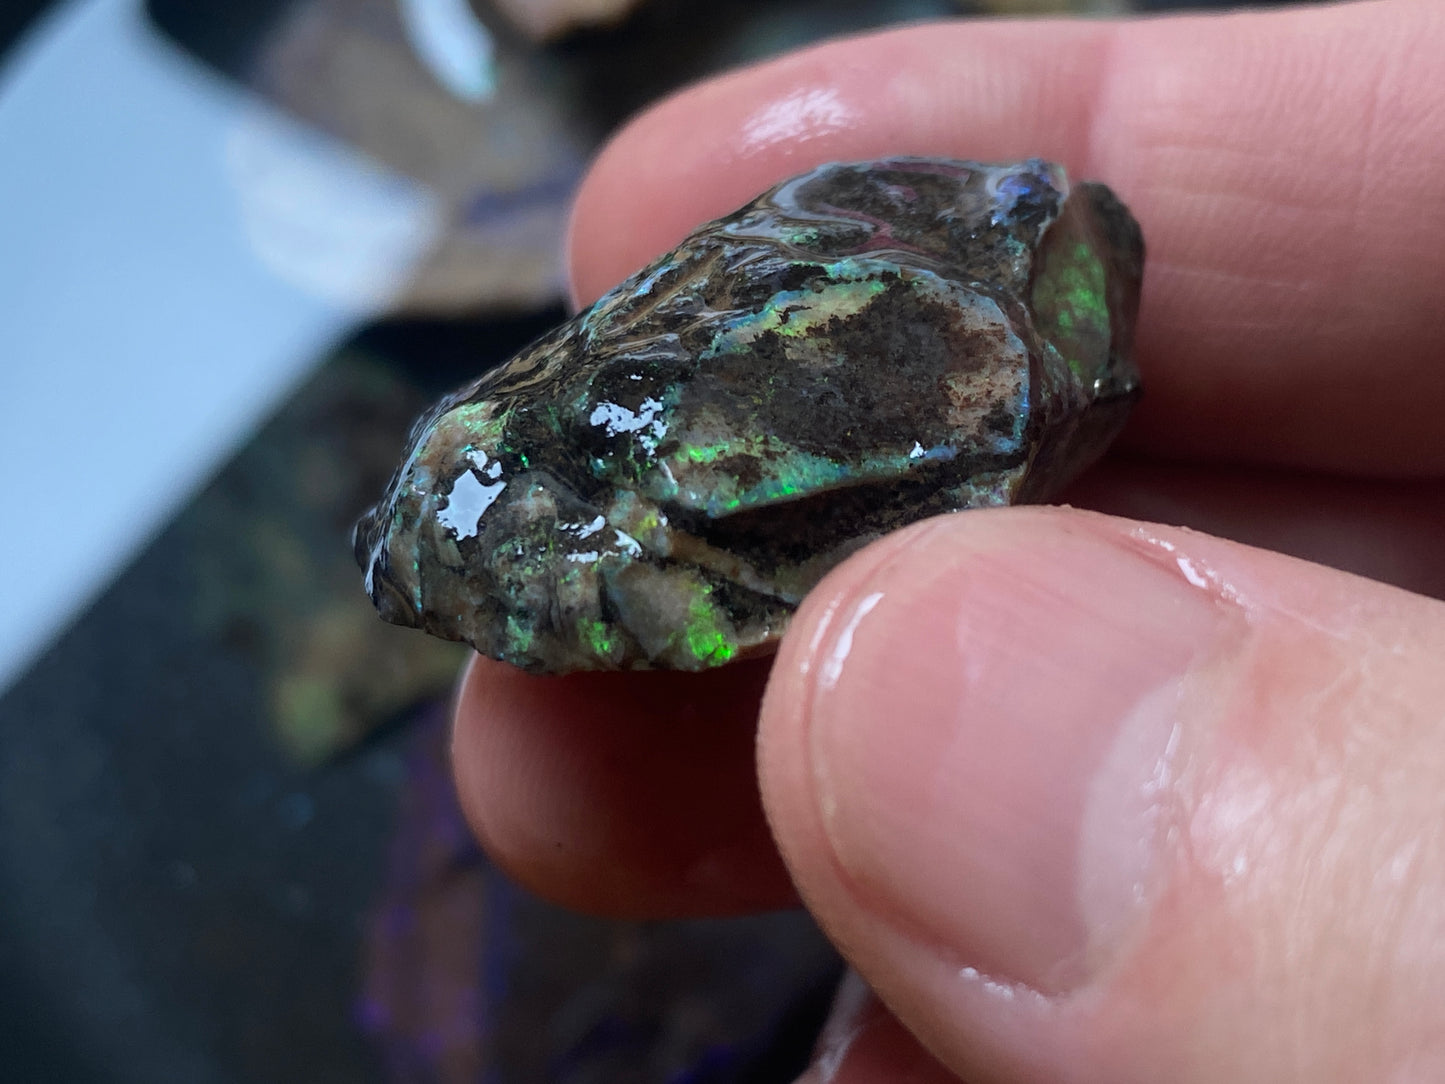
left=355, top=158, right=1144, bottom=672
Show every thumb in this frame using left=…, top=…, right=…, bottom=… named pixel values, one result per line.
left=758, top=506, right=1445, bottom=1083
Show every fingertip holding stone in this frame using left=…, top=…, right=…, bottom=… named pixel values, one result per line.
left=797, top=508, right=1238, bottom=995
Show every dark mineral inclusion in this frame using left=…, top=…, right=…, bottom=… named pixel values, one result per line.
left=355, top=158, right=1144, bottom=672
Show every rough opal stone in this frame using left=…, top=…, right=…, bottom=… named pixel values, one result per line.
left=355, top=158, right=1144, bottom=672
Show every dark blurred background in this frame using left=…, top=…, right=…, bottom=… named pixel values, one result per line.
left=0, top=2, right=1327, bottom=1081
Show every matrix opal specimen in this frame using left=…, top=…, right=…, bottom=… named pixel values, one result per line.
left=355, top=158, right=1144, bottom=672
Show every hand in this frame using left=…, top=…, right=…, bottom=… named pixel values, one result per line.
left=452, top=2, right=1445, bottom=1079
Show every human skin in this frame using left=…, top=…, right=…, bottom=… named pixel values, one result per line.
left=451, top=2, right=1445, bottom=1080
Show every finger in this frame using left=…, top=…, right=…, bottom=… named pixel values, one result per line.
left=1065, top=459, right=1445, bottom=603
left=450, top=655, right=795, bottom=917
left=567, top=0, right=1445, bottom=474
left=759, top=505, right=1445, bottom=1082
left=450, top=466, right=1445, bottom=918
left=795, top=972, right=961, bottom=1084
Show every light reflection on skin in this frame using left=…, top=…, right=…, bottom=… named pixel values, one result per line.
left=738, top=86, right=862, bottom=159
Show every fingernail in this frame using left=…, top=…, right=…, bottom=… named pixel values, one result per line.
left=806, top=510, right=1231, bottom=993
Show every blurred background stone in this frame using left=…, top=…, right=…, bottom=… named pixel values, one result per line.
left=483, top=0, right=647, bottom=41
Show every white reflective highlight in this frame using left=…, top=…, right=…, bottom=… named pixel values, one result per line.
left=438, top=470, right=507, bottom=540
left=399, top=0, right=497, bottom=103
